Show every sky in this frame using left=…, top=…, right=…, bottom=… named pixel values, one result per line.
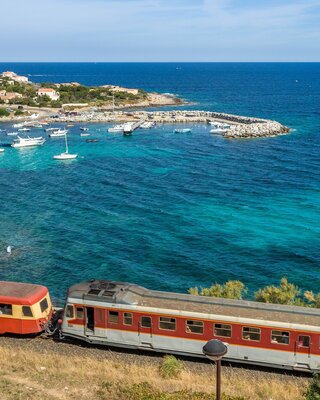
left=1, top=0, right=320, bottom=61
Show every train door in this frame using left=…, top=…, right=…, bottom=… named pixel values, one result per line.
left=85, top=307, right=95, bottom=336
left=295, top=335, right=311, bottom=368
left=139, top=315, right=153, bottom=348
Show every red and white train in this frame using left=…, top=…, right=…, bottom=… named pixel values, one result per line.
left=61, top=279, right=320, bottom=372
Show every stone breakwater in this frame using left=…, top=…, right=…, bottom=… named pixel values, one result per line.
left=54, top=109, right=289, bottom=138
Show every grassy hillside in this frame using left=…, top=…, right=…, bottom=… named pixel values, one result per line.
left=0, top=344, right=308, bottom=400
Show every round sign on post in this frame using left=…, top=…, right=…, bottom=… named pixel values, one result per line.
left=203, top=339, right=228, bottom=400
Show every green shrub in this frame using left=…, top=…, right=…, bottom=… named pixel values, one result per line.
left=0, top=108, right=10, bottom=117
left=159, top=355, right=183, bottom=379
left=189, top=281, right=247, bottom=300
left=254, top=277, right=300, bottom=305
left=14, top=109, right=24, bottom=116
left=305, top=373, right=320, bottom=400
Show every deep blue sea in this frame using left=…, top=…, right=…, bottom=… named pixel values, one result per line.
left=0, top=63, right=319, bottom=302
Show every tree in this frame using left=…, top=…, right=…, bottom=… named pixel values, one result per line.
left=254, top=277, right=300, bottom=305
left=189, top=280, right=247, bottom=300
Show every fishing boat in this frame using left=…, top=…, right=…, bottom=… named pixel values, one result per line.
left=18, top=127, right=30, bottom=132
left=49, top=129, right=68, bottom=138
left=80, top=127, right=89, bottom=131
left=174, top=128, right=192, bottom=134
left=45, top=127, right=58, bottom=132
left=86, top=138, right=99, bottom=143
left=11, top=136, right=45, bottom=148
left=0, top=129, right=7, bottom=133
left=0, top=148, right=4, bottom=153
left=67, top=124, right=74, bottom=127
left=7, top=132, right=18, bottom=136
left=53, top=133, right=77, bottom=160
left=210, top=128, right=228, bottom=134
left=80, top=133, right=90, bottom=137
left=108, top=124, right=125, bottom=133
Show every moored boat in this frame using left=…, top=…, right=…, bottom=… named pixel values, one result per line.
left=11, top=136, right=45, bottom=148
left=49, top=129, right=68, bottom=138
left=108, top=124, right=125, bottom=133
left=53, top=133, right=77, bottom=160
left=7, top=132, right=18, bottom=136
left=80, top=127, right=89, bottom=131
left=18, top=127, right=30, bottom=132
left=174, top=128, right=192, bottom=133
left=0, top=148, right=4, bottom=153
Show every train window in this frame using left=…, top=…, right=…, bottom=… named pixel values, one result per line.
left=271, top=330, right=289, bottom=345
left=214, top=323, right=232, bottom=338
left=298, top=335, right=310, bottom=348
left=242, top=327, right=261, bottom=341
left=40, top=298, right=49, bottom=313
left=123, top=312, right=133, bottom=326
left=186, top=320, right=204, bottom=334
left=109, top=311, right=119, bottom=324
left=76, top=307, right=84, bottom=319
left=0, top=303, right=12, bottom=315
left=22, top=306, right=33, bottom=317
left=66, top=305, right=74, bottom=318
left=141, top=316, right=152, bottom=328
left=159, top=317, right=176, bottom=331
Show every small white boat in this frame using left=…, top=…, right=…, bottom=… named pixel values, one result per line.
left=12, top=123, right=25, bottom=128
left=45, top=127, right=57, bottom=132
left=140, top=121, right=155, bottom=129
left=80, top=127, right=89, bottom=131
left=108, top=124, right=125, bottom=133
left=0, top=148, right=4, bottom=153
left=11, top=136, right=45, bottom=148
left=210, top=128, right=228, bottom=134
left=7, top=132, right=18, bottom=136
left=49, top=129, right=68, bottom=138
left=174, top=128, right=192, bottom=134
left=53, top=133, right=77, bottom=160
left=80, top=133, right=90, bottom=137
left=0, top=129, right=7, bottom=132
left=18, top=127, right=30, bottom=132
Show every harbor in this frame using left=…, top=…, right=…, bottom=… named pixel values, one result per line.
left=49, top=109, right=289, bottom=138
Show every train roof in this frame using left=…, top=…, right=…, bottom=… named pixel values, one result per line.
left=0, top=281, right=48, bottom=305
left=67, top=280, right=320, bottom=326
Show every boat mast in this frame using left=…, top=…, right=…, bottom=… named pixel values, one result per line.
left=65, top=133, right=69, bottom=154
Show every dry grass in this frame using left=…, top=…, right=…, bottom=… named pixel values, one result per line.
left=0, top=345, right=309, bottom=400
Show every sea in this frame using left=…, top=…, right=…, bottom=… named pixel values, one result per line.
left=0, top=62, right=319, bottom=302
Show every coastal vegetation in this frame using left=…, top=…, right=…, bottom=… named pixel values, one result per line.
left=189, top=277, right=320, bottom=307
left=0, top=77, right=149, bottom=109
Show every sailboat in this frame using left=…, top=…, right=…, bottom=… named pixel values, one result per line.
left=53, top=133, right=77, bottom=160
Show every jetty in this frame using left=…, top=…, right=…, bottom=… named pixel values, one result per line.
left=54, top=110, right=289, bottom=138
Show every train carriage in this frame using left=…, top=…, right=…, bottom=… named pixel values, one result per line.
left=61, top=280, right=320, bottom=372
left=0, top=281, right=52, bottom=335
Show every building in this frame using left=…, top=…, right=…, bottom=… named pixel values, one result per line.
left=37, top=88, right=60, bottom=101
left=102, top=85, right=139, bottom=96
left=1, top=71, right=29, bottom=83
left=0, top=91, right=23, bottom=102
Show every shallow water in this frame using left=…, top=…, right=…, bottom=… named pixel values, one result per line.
left=0, top=63, right=319, bottom=301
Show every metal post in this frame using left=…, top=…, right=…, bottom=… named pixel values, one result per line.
left=216, top=359, right=221, bottom=400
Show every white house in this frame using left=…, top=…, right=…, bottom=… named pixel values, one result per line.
left=37, top=88, right=60, bottom=101
left=1, top=71, right=28, bottom=83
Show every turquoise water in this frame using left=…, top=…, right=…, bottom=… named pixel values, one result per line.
left=0, top=63, right=319, bottom=301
